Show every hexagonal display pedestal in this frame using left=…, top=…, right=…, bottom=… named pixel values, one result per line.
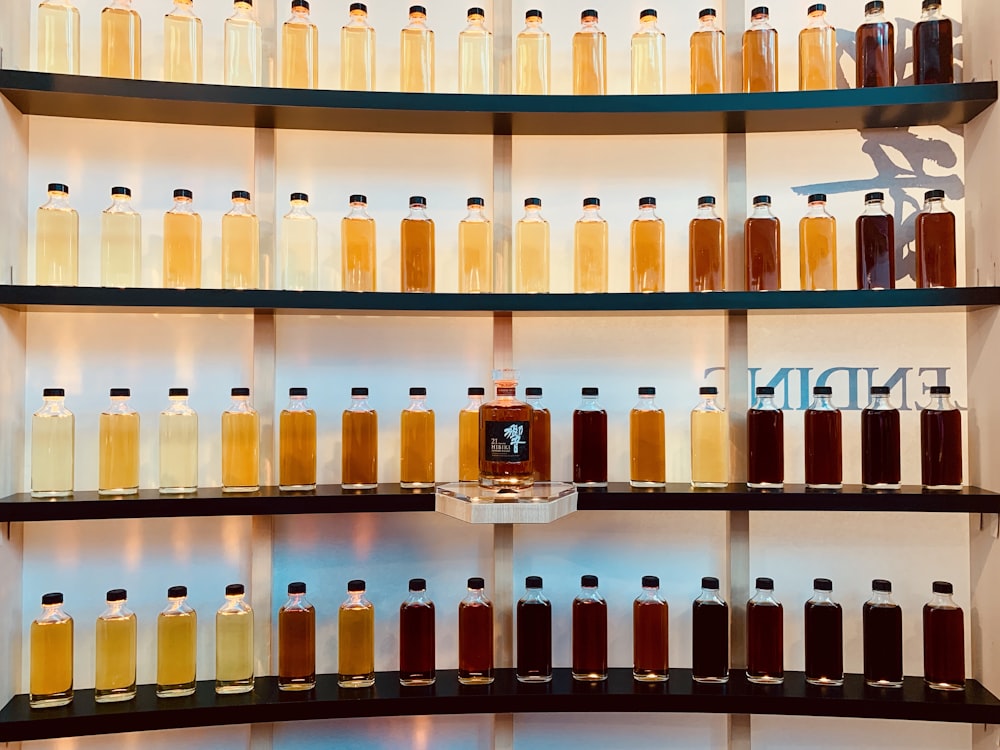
left=435, top=482, right=578, bottom=524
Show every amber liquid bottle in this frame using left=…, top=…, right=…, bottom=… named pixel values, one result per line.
left=30, top=592, right=74, bottom=708
left=804, top=578, right=844, bottom=686
left=923, top=581, right=965, bottom=691
left=799, top=4, right=836, bottom=90
left=799, top=194, right=837, bottom=291
left=399, top=578, right=435, bottom=686
left=915, top=190, right=956, bottom=288
left=459, top=387, right=485, bottom=483
left=459, top=197, right=493, bottom=294
left=342, top=194, right=376, bottom=293
left=921, top=386, right=962, bottom=490
left=278, top=582, right=316, bottom=691
left=745, top=196, right=781, bottom=291
left=338, top=580, right=375, bottom=688
left=573, top=10, right=606, bottom=95
left=480, top=370, right=533, bottom=490
left=222, top=388, right=259, bottom=493
left=630, top=387, right=666, bottom=488
left=573, top=387, right=608, bottom=487
left=747, top=387, right=783, bottom=489
left=856, top=1, right=894, bottom=88
left=458, top=578, right=494, bottom=685
left=400, top=387, right=435, bottom=489
left=692, top=577, right=729, bottom=683
left=525, top=388, right=551, bottom=482
left=279, top=387, right=316, bottom=492
left=574, top=198, right=609, bottom=294
left=163, top=189, right=202, bottom=289
left=804, top=386, right=842, bottom=490
left=856, top=192, right=896, bottom=290
left=864, top=580, right=904, bottom=687
left=690, top=196, right=725, bottom=292
left=747, top=577, right=783, bottom=684
left=633, top=576, right=668, bottom=682
left=401, top=197, right=435, bottom=293
left=690, top=9, right=725, bottom=94
left=343, top=387, right=378, bottom=490
left=573, top=575, right=608, bottom=682
left=630, top=198, right=665, bottom=293
left=99, top=388, right=140, bottom=496
left=517, top=577, right=552, bottom=683
left=914, top=1, right=953, bottom=85
left=743, top=7, right=778, bottom=93
left=862, top=386, right=901, bottom=490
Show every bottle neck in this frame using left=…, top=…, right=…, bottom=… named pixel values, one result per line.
left=288, top=201, right=313, bottom=217
left=103, top=600, right=131, bottom=617
left=347, top=10, right=369, bottom=27
left=579, top=16, right=600, bottom=32
left=751, top=203, right=775, bottom=219
left=750, top=13, right=772, bottom=29
left=522, top=587, right=548, bottom=603
left=806, top=202, right=830, bottom=218
left=696, top=395, right=724, bottom=413
left=525, top=395, right=545, bottom=409
left=696, top=587, right=725, bottom=604
left=233, top=1, right=255, bottom=16
left=697, top=204, right=719, bottom=219
left=165, top=396, right=193, bottom=414
left=925, top=394, right=956, bottom=411
left=347, top=202, right=371, bottom=219
left=929, top=591, right=957, bottom=608
left=638, top=16, right=660, bottom=32
left=286, top=395, right=310, bottom=411
left=634, top=394, right=659, bottom=411
left=923, top=197, right=948, bottom=213
left=809, top=590, right=836, bottom=605
left=164, top=596, right=192, bottom=613
left=106, top=396, right=135, bottom=414
left=577, top=586, right=604, bottom=602
left=464, top=588, right=490, bottom=605
left=750, top=588, right=779, bottom=605
left=866, top=394, right=895, bottom=411
left=407, top=13, right=428, bottom=30
left=407, top=205, right=430, bottom=220
left=350, top=395, right=372, bottom=410
left=228, top=199, right=253, bottom=217
left=465, top=15, right=486, bottom=30
left=863, top=200, right=888, bottom=216
left=752, top=394, right=779, bottom=411
left=806, top=10, right=831, bottom=29
left=229, top=395, right=255, bottom=412
left=463, top=206, right=488, bottom=222
left=808, top=394, right=836, bottom=411
left=866, top=8, right=888, bottom=22
left=578, top=396, right=602, bottom=411
left=40, top=603, right=69, bottom=622
left=637, top=586, right=662, bottom=602
left=522, top=206, right=545, bottom=221
left=465, top=395, right=484, bottom=410
left=289, top=8, right=311, bottom=23
left=406, top=589, right=432, bottom=605
left=43, top=192, right=72, bottom=210
left=345, top=590, right=369, bottom=606
left=284, top=592, right=310, bottom=609
left=636, top=205, right=659, bottom=220
left=109, top=0, right=134, bottom=9
left=869, top=589, right=896, bottom=605
left=921, top=4, right=944, bottom=20
left=523, top=18, right=544, bottom=33
left=579, top=206, right=604, bottom=222
left=170, top=197, right=196, bottom=215
left=106, top=195, right=136, bottom=214
left=698, top=15, right=720, bottom=31
left=407, top=396, right=430, bottom=411
left=170, top=0, right=197, bottom=18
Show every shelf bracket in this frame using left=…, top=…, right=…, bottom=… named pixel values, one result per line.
left=977, top=513, right=1000, bottom=540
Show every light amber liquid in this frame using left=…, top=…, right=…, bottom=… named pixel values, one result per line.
left=38, top=3, right=80, bottom=74
left=800, top=215, right=837, bottom=290
left=283, top=213, right=318, bottom=290
left=341, top=24, right=375, bottom=90
left=225, top=13, right=262, bottom=86
left=222, top=212, right=259, bottom=289
left=95, top=614, right=136, bottom=700
left=279, top=409, right=317, bottom=490
left=516, top=219, right=549, bottom=293
left=743, top=29, right=777, bottom=92
left=342, top=216, right=376, bottom=292
left=799, top=26, right=836, bottom=90
left=401, top=28, right=434, bottom=92
left=516, top=33, right=550, bottom=94
left=630, top=219, right=665, bottom=293
left=339, top=605, right=375, bottom=685
left=99, top=412, right=139, bottom=494
left=573, top=32, right=606, bottom=94
left=101, top=211, right=141, bottom=287
left=164, top=13, right=202, bottom=83
left=575, top=220, right=608, bottom=293
left=630, top=409, right=666, bottom=486
left=159, top=411, right=198, bottom=492
left=282, top=21, right=318, bottom=88
left=459, top=408, right=480, bottom=482
left=690, top=216, right=725, bottom=291
left=459, top=29, right=492, bottom=93
left=691, top=409, right=729, bottom=486
left=31, top=412, right=74, bottom=497
left=401, top=218, right=435, bottom=293
left=691, top=29, right=725, bottom=93
left=222, top=411, right=259, bottom=491
left=278, top=606, right=316, bottom=689
left=157, top=611, right=196, bottom=694
left=30, top=618, right=73, bottom=706
left=216, top=610, right=253, bottom=691
left=163, top=211, right=202, bottom=289
left=631, top=31, right=665, bottom=94
left=101, top=7, right=141, bottom=79
left=459, top=221, right=492, bottom=293
left=401, top=409, right=435, bottom=487
left=36, top=206, right=79, bottom=286
left=343, top=409, right=378, bottom=488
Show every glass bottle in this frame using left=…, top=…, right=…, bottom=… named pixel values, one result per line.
left=401, top=196, right=435, bottom=293
left=804, top=578, right=844, bottom=686
left=163, top=0, right=202, bottom=83
left=798, top=4, right=835, bottom=91
left=525, top=387, right=551, bottom=482
left=400, top=387, right=435, bottom=488
left=156, top=585, right=196, bottom=698
left=343, top=387, right=378, bottom=490
left=459, top=7, right=493, bottom=94
left=745, top=196, right=781, bottom=291
left=631, top=9, right=666, bottom=95
left=914, top=1, right=953, bottom=85
left=339, top=580, right=375, bottom=688
left=224, top=0, right=262, bottom=86
left=31, top=388, right=74, bottom=498
left=743, top=6, right=778, bottom=93
left=692, top=577, right=729, bottom=683
left=691, top=387, right=729, bottom=489
left=30, top=593, right=73, bottom=708
left=856, top=192, right=895, bottom=290
left=222, top=387, right=260, bottom=493
left=746, top=577, right=783, bottom=684
left=163, top=189, right=202, bottom=289
left=341, top=3, right=375, bottom=91
left=282, top=192, right=318, bottom=291
left=101, top=0, right=141, bottom=79
left=516, top=10, right=550, bottom=95
left=575, top=198, right=608, bottom=293
left=459, top=387, right=484, bottom=483
left=401, top=5, right=434, bottom=93
left=856, top=1, right=894, bottom=88
left=573, top=575, right=608, bottom=682
left=864, top=579, right=903, bottom=687
left=862, top=386, right=901, bottom=490
left=480, top=370, right=533, bottom=489
left=633, top=576, right=668, bottom=682
left=573, top=10, right=606, bottom=95
left=282, top=0, right=318, bottom=89
left=630, top=197, right=665, bottom=293
left=342, top=194, right=376, bottom=292
left=38, top=0, right=80, bottom=74
left=279, top=387, right=317, bottom=492
left=99, top=388, right=139, bottom=496
left=458, top=577, right=494, bottom=685
left=221, top=190, right=259, bottom=290
left=630, top=387, right=666, bottom=488
left=573, top=387, right=608, bottom=487
left=36, top=183, right=78, bottom=287
left=804, top=386, right=842, bottom=490
left=516, top=198, right=550, bottom=293
left=921, top=385, right=962, bottom=490
left=95, top=589, right=136, bottom=703
left=159, top=387, right=198, bottom=494
left=517, top=576, right=552, bottom=683
left=399, top=578, right=435, bottom=686
left=101, top=186, right=141, bottom=288
left=459, top=197, right=493, bottom=293
left=799, top=193, right=837, bottom=291
left=923, top=581, right=965, bottom=691
left=690, top=8, right=725, bottom=94
left=690, top=196, right=725, bottom=292
left=915, top=190, right=956, bottom=289
left=747, top=386, right=783, bottom=489
left=278, top=581, right=316, bottom=691
left=216, top=583, right=254, bottom=694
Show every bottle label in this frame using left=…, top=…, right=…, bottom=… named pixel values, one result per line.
left=484, top=420, right=530, bottom=462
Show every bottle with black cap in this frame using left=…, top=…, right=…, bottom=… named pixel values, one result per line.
left=216, top=583, right=254, bottom=694
left=573, top=387, right=608, bottom=487
left=343, top=387, right=378, bottom=489
left=525, top=387, right=551, bottom=482
left=575, top=197, right=609, bottom=293
left=631, top=9, right=666, bottom=95
left=36, top=181, right=79, bottom=286
left=339, top=580, right=376, bottom=688
left=222, top=190, right=260, bottom=290
left=459, top=577, right=494, bottom=685
left=163, top=188, right=203, bottom=289
left=747, top=386, right=783, bottom=489
left=96, top=588, right=137, bottom=703
left=915, top=189, right=956, bottom=288
left=633, top=575, right=668, bottom=682
left=459, top=387, right=486, bottom=482
left=690, top=195, right=725, bottom=292
left=742, top=6, right=778, bottom=93
left=691, top=386, right=729, bottom=488
left=224, top=0, right=263, bottom=86
left=516, top=197, right=550, bottom=293
left=856, top=191, right=896, bottom=290
left=279, top=387, right=316, bottom=491
left=799, top=3, right=835, bottom=91
left=222, top=387, right=260, bottom=493
left=516, top=9, right=550, bottom=94
left=400, top=578, right=436, bottom=686
left=459, top=7, right=493, bottom=94
left=481, top=369, right=534, bottom=489
left=401, top=196, right=436, bottom=293
left=159, top=387, right=198, bottom=494
left=923, top=580, right=965, bottom=690
left=458, top=197, right=494, bottom=293
left=342, top=194, right=376, bottom=292
left=920, top=385, right=962, bottom=490
left=863, top=578, right=903, bottom=687
left=37, top=0, right=80, bottom=75
left=799, top=193, right=837, bottom=291
left=100, top=185, right=141, bottom=288
left=572, top=574, right=608, bottom=682
left=341, top=2, right=375, bottom=91
left=401, top=387, right=435, bottom=488
left=746, top=577, right=783, bottom=684
left=401, top=5, right=435, bottom=93
left=861, top=385, right=901, bottom=490
left=573, top=9, right=606, bottom=94
left=856, top=1, right=894, bottom=88
left=281, top=0, right=319, bottom=90
left=282, top=192, right=318, bottom=291
left=516, top=576, right=552, bottom=683
left=804, top=386, right=842, bottom=490
left=692, top=576, right=729, bottom=683
left=163, top=0, right=203, bottom=83
left=914, top=0, right=954, bottom=85
left=804, top=578, right=844, bottom=686
left=745, top=195, right=781, bottom=291
left=691, top=8, right=725, bottom=94
left=99, top=388, right=140, bottom=496
left=630, top=197, right=665, bottom=292
left=100, top=0, right=141, bottom=79
left=31, top=387, right=74, bottom=498
left=29, top=592, right=74, bottom=708
left=630, top=387, right=666, bottom=487
left=156, top=585, right=197, bottom=698
left=278, top=581, right=316, bottom=691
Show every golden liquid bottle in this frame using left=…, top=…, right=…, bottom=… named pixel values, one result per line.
left=689, top=196, right=725, bottom=292
left=516, top=10, right=550, bottom=94
left=401, top=196, right=435, bottom=293
left=401, top=387, right=435, bottom=488
left=222, top=387, right=259, bottom=492
left=342, top=195, right=377, bottom=292
left=156, top=586, right=197, bottom=698
left=630, top=387, right=666, bottom=488
left=279, top=582, right=316, bottom=691
left=341, top=3, right=375, bottom=91
left=574, top=198, right=609, bottom=294
left=95, top=589, right=136, bottom=703
left=799, top=4, right=836, bottom=90
left=282, top=0, right=318, bottom=89
left=631, top=10, right=666, bottom=95
left=630, top=197, right=665, bottom=293
left=459, top=387, right=485, bottom=482
left=516, top=198, right=550, bottom=293
left=101, top=186, right=141, bottom=288
left=99, top=388, right=140, bottom=496
left=282, top=193, right=318, bottom=291
left=691, top=9, right=725, bottom=93
left=31, top=388, right=74, bottom=498
left=36, top=183, right=78, bottom=287
left=163, top=0, right=202, bottom=83
left=743, top=7, right=778, bottom=92
left=573, top=10, right=607, bottom=95
left=222, top=190, right=260, bottom=290
left=30, top=593, right=74, bottom=709
left=101, top=0, right=141, bottom=79
left=163, top=189, right=202, bottom=289
left=401, top=6, right=435, bottom=93
left=339, top=580, right=376, bottom=688
left=800, top=193, right=837, bottom=290
left=279, top=387, right=317, bottom=491
left=459, top=8, right=493, bottom=94
left=691, top=387, right=729, bottom=488
left=38, top=0, right=80, bottom=74
left=459, top=197, right=493, bottom=293
left=159, top=388, right=198, bottom=494
left=343, top=387, right=378, bottom=489
left=216, top=583, right=254, bottom=694
left=225, top=0, right=262, bottom=86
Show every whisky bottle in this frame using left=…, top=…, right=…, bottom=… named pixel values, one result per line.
left=525, top=387, right=550, bottom=482
left=856, top=1, right=894, bottom=88
left=516, top=198, right=550, bottom=293
left=690, top=9, right=725, bottom=94
left=101, top=186, right=141, bottom=288
left=743, top=6, right=778, bottom=92
left=31, top=388, right=74, bottom=498
left=745, top=195, right=780, bottom=291
left=282, top=192, right=318, bottom=291
left=691, top=387, right=729, bottom=488
left=459, top=197, right=493, bottom=293
left=222, top=387, right=259, bottom=492
left=224, top=0, right=262, bottom=86
left=573, top=10, right=607, bottom=95
left=480, top=370, right=533, bottom=490
left=574, top=198, right=608, bottom=294
left=399, top=578, right=436, bottom=686
left=689, top=196, right=725, bottom=292
left=279, top=387, right=317, bottom=491
left=401, top=387, right=435, bottom=488
left=101, top=0, right=141, bottom=79
left=516, top=10, right=550, bottom=94
left=915, top=1, right=954, bottom=85
left=278, top=581, right=316, bottom=691
left=799, top=193, right=837, bottom=290
left=95, top=589, right=136, bottom=703
left=163, top=189, right=202, bottom=289
left=459, top=8, right=493, bottom=94
left=631, top=9, right=665, bottom=95
left=630, top=387, right=665, bottom=487
left=30, top=593, right=74, bottom=708
left=159, top=387, right=198, bottom=494
left=798, top=3, right=836, bottom=90
left=38, top=0, right=80, bottom=74
left=343, top=387, right=378, bottom=489
left=216, top=583, right=254, bottom=694
left=633, top=575, right=668, bottom=682
left=156, top=586, right=197, bottom=698
left=99, top=388, right=139, bottom=496
left=856, top=192, right=895, bottom=290
left=36, top=183, right=78, bottom=286
left=459, top=387, right=485, bottom=482
left=221, top=190, right=260, bottom=290
left=572, top=575, right=608, bottom=682
left=341, top=3, right=375, bottom=91
left=342, top=194, right=376, bottom=292
left=282, top=0, right=318, bottom=89
left=630, top=197, right=665, bottom=293
left=915, top=190, right=956, bottom=288
left=401, top=6, right=435, bottom=93
left=163, top=0, right=202, bottom=83
left=338, top=580, right=376, bottom=688
left=458, top=577, right=494, bottom=685
left=401, top=196, right=435, bottom=293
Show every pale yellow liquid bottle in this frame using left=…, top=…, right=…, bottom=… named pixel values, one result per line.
left=691, top=387, right=729, bottom=488
left=280, top=388, right=317, bottom=491
left=573, top=10, right=607, bottom=95
left=343, top=388, right=378, bottom=490
left=691, top=9, right=725, bottom=93
left=631, top=10, right=666, bottom=95
left=516, top=10, right=550, bottom=94
left=459, top=388, right=484, bottom=482
left=225, top=0, right=262, bottom=86
left=342, top=195, right=376, bottom=292
left=101, top=187, right=141, bottom=288
left=163, top=0, right=202, bottom=83
left=163, top=189, right=202, bottom=289
left=222, top=190, right=260, bottom=290
left=159, top=388, right=198, bottom=494
left=459, top=8, right=493, bottom=94
left=800, top=194, right=837, bottom=290
left=401, top=197, right=435, bottom=293
left=283, top=193, right=318, bottom=291
left=401, top=6, right=434, bottom=93
left=341, top=3, right=375, bottom=91
left=743, top=8, right=778, bottom=92
left=157, top=586, right=197, bottom=698
left=630, top=198, right=665, bottom=293
left=31, top=388, right=74, bottom=498
left=216, top=583, right=254, bottom=694
left=516, top=198, right=549, bottom=293
left=30, top=593, right=73, bottom=708
left=338, top=581, right=376, bottom=688
left=36, top=183, right=78, bottom=287
left=95, top=589, right=137, bottom=703
left=101, top=0, right=141, bottom=79
left=38, top=0, right=80, bottom=74
left=223, top=388, right=259, bottom=492
left=99, top=388, right=140, bottom=496
left=630, top=388, right=666, bottom=488
left=401, top=388, right=434, bottom=488
left=459, top=198, right=493, bottom=293
left=575, top=198, right=608, bottom=294
left=799, top=4, right=836, bottom=90
left=282, top=0, right=319, bottom=89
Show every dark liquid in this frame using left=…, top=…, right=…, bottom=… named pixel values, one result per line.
left=744, top=217, right=780, bottom=291
left=458, top=601, right=493, bottom=680
left=921, top=408, right=962, bottom=487
left=914, top=18, right=953, bottom=85
left=856, top=214, right=895, bottom=290
left=399, top=601, right=435, bottom=684
left=690, top=216, right=725, bottom=292
left=633, top=599, right=669, bottom=679
left=747, top=408, right=783, bottom=486
left=862, top=408, right=901, bottom=487
left=573, top=409, right=608, bottom=485
left=856, top=21, right=894, bottom=88
left=804, top=408, right=842, bottom=487
left=480, top=396, right=533, bottom=487
left=747, top=601, right=783, bottom=681
left=516, top=598, right=552, bottom=681
left=915, top=211, right=956, bottom=288
left=530, top=408, right=551, bottom=482
left=923, top=605, right=965, bottom=688
left=572, top=598, right=608, bottom=679
left=692, top=599, right=729, bottom=681
left=863, top=602, right=903, bottom=685
left=278, top=607, right=316, bottom=686
left=804, top=601, right=844, bottom=684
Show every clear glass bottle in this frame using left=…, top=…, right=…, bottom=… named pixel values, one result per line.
left=862, top=386, right=901, bottom=490
left=573, top=575, right=608, bottom=682
left=630, top=197, right=665, bottom=293
left=156, top=585, right=197, bottom=698
left=31, top=388, right=74, bottom=498
left=459, top=7, right=493, bottom=94
left=343, top=387, right=378, bottom=490
left=743, top=6, right=778, bottom=93
left=222, top=190, right=259, bottom=290
left=401, top=196, right=435, bottom=293
left=746, top=577, right=783, bottom=684
left=923, top=581, right=965, bottom=691
left=400, top=387, right=435, bottom=488
left=856, top=192, right=895, bottom=290
left=745, top=195, right=781, bottom=291
left=282, top=192, right=318, bottom=291
left=341, top=3, right=375, bottom=91
left=480, top=370, right=533, bottom=489
left=282, top=0, right=318, bottom=89
left=915, top=190, right=956, bottom=288
left=804, top=386, right=842, bottom=490
left=101, top=186, right=141, bottom=288
left=401, top=5, right=434, bottom=93
left=279, top=387, right=317, bottom=491
left=630, top=387, right=665, bottom=488
left=633, top=575, right=668, bottom=682
left=163, top=0, right=202, bottom=83
left=691, top=387, right=729, bottom=488
left=798, top=3, right=836, bottom=91
left=804, top=578, right=844, bottom=686
left=459, top=197, right=493, bottom=293
left=101, top=0, right=141, bottom=79
left=856, top=1, right=894, bottom=88
left=525, top=387, right=550, bottom=482
left=690, top=9, right=725, bottom=94
left=216, top=583, right=254, bottom=694
left=458, top=577, right=494, bottom=685
left=222, top=387, right=260, bottom=493
left=278, top=581, right=316, bottom=691
left=914, top=1, right=953, bottom=85
left=921, top=385, right=962, bottom=490
left=342, top=194, right=376, bottom=292
left=339, top=580, right=376, bottom=688
left=800, top=193, right=837, bottom=291
left=574, top=387, right=607, bottom=487
left=573, top=10, right=607, bottom=95
left=692, top=577, right=729, bottom=683
left=864, top=579, right=903, bottom=687
left=399, top=578, right=436, bottom=686
left=517, top=576, right=552, bottom=683
left=516, top=10, right=550, bottom=95
left=38, top=0, right=80, bottom=74
left=690, top=196, right=725, bottom=292
left=224, top=0, right=262, bottom=86
left=575, top=198, right=608, bottom=294
left=747, top=386, right=783, bottom=489
left=459, top=387, right=485, bottom=483
left=516, top=198, right=550, bottom=293
left=159, top=387, right=198, bottom=494
left=95, top=588, right=136, bottom=703
left=36, top=183, right=79, bottom=287
left=631, top=9, right=665, bottom=95
left=30, top=592, right=74, bottom=708
left=163, top=188, right=202, bottom=289
left=99, top=388, right=139, bottom=496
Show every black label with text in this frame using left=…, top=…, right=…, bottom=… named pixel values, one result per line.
left=484, top=421, right=530, bottom=463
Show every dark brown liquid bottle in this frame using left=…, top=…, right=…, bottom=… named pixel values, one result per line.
left=573, top=388, right=608, bottom=487
left=804, top=578, right=844, bottom=686
left=921, top=385, right=962, bottom=489
left=862, top=386, right=901, bottom=489
left=863, top=579, right=904, bottom=687
left=633, top=575, right=668, bottom=682
left=278, top=582, right=316, bottom=691
left=914, top=1, right=953, bottom=85
left=747, top=577, right=783, bottom=684
left=915, top=191, right=956, bottom=288
left=690, top=196, right=725, bottom=292
left=399, top=578, right=436, bottom=686
left=856, top=1, right=895, bottom=88
left=747, top=387, right=783, bottom=489
left=745, top=196, right=781, bottom=291
left=804, top=387, right=842, bottom=490
left=525, top=389, right=551, bottom=482
left=458, top=578, right=494, bottom=685
left=856, top=192, right=896, bottom=290
left=923, top=581, right=965, bottom=691
left=516, top=577, right=552, bottom=683
left=692, top=577, right=730, bottom=683
left=572, top=575, right=608, bottom=682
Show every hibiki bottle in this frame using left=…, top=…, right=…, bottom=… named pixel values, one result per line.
left=631, top=9, right=666, bottom=95
left=159, top=387, right=198, bottom=494
left=38, top=0, right=80, bottom=74
left=401, top=196, right=436, bottom=293
left=745, top=196, right=780, bottom=291
left=282, top=193, right=318, bottom=291
left=36, top=183, right=78, bottom=286
left=224, top=0, right=262, bottom=86
left=630, top=197, right=665, bottom=293
left=163, top=0, right=202, bottom=83
left=400, top=387, right=435, bottom=488
left=279, top=387, right=317, bottom=492
left=215, top=583, right=254, bottom=694
left=338, top=580, right=376, bottom=688
left=30, top=592, right=74, bottom=708
left=516, top=198, right=550, bottom=293
left=690, top=8, right=725, bottom=94
left=690, top=196, right=725, bottom=292
left=341, top=3, right=375, bottom=91
left=163, top=189, right=202, bottom=289
left=281, top=0, right=318, bottom=89
left=692, top=577, right=729, bottom=683
left=746, top=577, right=783, bottom=684
left=342, top=194, right=376, bottom=292
left=399, top=578, right=436, bottom=686
left=459, top=197, right=493, bottom=293
left=156, top=586, right=196, bottom=698
left=799, top=194, right=837, bottom=291
left=856, top=192, right=895, bottom=290
left=31, top=388, right=74, bottom=498
left=278, top=582, right=316, bottom=691
left=747, top=386, right=783, bottom=489
left=691, top=387, right=729, bottom=488
left=915, top=190, right=956, bottom=288
left=573, top=10, right=607, bottom=95
left=401, top=6, right=434, bottom=93
left=516, top=10, right=550, bottom=95
left=99, top=388, right=139, bottom=496
left=630, top=387, right=666, bottom=487
left=221, top=190, right=259, bottom=290
left=517, top=576, right=552, bottom=683
left=458, top=577, right=494, bottom=685
left=342, top=387, right=378, bottom=489
left=480, top=370, right=533, bottom=490
left=921, top=385, right=962, bottom=490
left=798, top=3, right=836, bottom=91
left=572, top=575, right=608, bottom=682
left=923, top=581, right=965, bottom=691
left=633, top=576, right=669, bottom=682
left=743, top=6, right=778, bottom=92
left=95, top=589, right=137, bottom=703
left=459, top=8, right=493, bottom=94
left=101, top=0, right=141, bottom=79
left=100, top=186, right=141, bottom=288
left=575, top=198, right=608, bottom=293
left=222, top=387, right=260, bottom=492
left=856, top=1, right=894, bottom=88
left=861, top=386, right=901, bottom=490
left=804, top=578, right=844, bottom=686
left=914, top=1, right=954, bottom=85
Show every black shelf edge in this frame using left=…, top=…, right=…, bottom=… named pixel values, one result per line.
left=0, top=71, right=994, bottom=135
left=2, top=670, right=999, bottom=742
